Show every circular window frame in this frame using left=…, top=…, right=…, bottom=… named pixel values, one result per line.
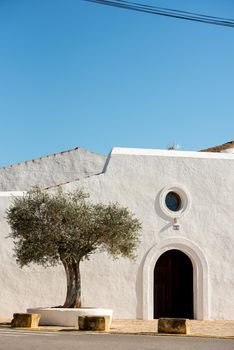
left=159, top=185, right=191, bottom=218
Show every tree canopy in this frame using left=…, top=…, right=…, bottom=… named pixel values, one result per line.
left=6, top=187, right=141, bottom=307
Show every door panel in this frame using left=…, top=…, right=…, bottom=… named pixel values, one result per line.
left=154, top=249, right=193, bottom=319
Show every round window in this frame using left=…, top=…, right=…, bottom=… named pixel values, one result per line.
left=165, top=191, right=181, bottom=212
left=158, top=185, right=191, bottom=218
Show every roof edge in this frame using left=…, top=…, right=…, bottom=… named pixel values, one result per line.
left=200, top=141, right=234, bottom=153
left=111, top=147, right=234, bottom=160
left=0, top=147, right=105, bottom=170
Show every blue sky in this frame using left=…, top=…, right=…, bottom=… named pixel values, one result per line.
left=0, top=0, right=233, bottom=166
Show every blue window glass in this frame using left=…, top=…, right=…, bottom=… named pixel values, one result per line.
left=165, top=192, right=181, bottom=212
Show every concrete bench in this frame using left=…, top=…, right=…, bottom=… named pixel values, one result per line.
left=78, top=316, right=110, bottom=332
left=158, top=318, right=190, bottom=334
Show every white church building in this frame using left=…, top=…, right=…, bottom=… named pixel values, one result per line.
left=0, top=142, right=234, bottom=320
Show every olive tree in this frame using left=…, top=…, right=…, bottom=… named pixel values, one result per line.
left=6, top=187, right=141, bottom=308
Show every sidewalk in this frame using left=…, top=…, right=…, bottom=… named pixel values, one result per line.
left=1, top=318, right=234, bottom=338
left=111, top=319, right=234, bottom=338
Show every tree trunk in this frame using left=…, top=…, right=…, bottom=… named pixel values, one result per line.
left=61, top=258, right=81, bottom=308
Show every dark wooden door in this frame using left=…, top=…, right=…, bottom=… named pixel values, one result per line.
left=154, top=249, right=193, bottom=319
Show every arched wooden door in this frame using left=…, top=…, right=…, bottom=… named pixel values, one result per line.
left=154, top=249, right=194, bottom=319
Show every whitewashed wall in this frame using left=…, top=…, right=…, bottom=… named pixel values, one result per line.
left=0, top=147, right=106, bottom=190
left=0, top=148, right=234, bottom=320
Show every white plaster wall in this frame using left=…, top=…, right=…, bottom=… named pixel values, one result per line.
left=0, top=148, right=234, bottom=320
left=0, top=148, right=106, bottom=191
left=0, top=197, right=66, bottom=317
left=61, top=149, right=234, bottom=320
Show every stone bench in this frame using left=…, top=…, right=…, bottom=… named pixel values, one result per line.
left=78, top=315, right=110, bottom=332
left=11, top=313, right=41, bottom=328
left=158, top=318, right=190, bottom=334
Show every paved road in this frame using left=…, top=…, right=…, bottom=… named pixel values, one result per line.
left=0, top=329, right=233, bottom=350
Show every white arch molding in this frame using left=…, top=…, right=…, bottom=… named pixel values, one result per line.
left=142, top=237, right=209, bottom=320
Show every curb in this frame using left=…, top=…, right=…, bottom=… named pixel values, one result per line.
left=1, top=326, right=233, bottom=339
left=109, top=332, right=234, bottom=340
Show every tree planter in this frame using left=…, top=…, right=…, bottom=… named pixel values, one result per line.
left=27, top=307, right=113, bottom=327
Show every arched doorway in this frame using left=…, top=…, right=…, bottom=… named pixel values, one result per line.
left=154, top=249, right=193, bottom=319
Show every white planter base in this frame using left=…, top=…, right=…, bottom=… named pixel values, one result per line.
left=27, top=307, right=113, bottom=327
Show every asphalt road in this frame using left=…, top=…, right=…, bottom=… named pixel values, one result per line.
left=0, top=329, right=233, bottom=350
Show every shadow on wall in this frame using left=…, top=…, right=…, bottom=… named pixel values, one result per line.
left=154, top=190, right=174, bottom=232
left=135, top=251, right=149, bottom=319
